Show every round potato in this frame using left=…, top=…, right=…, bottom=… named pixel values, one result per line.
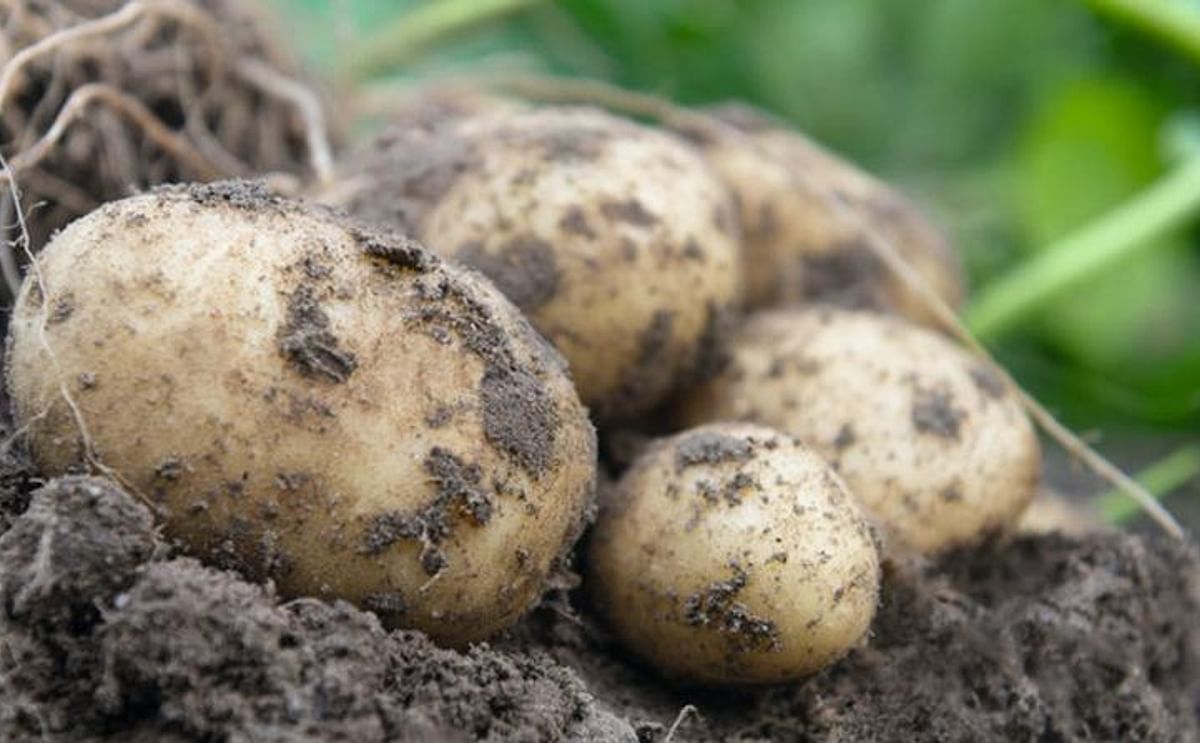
left=681, top=104, right=964, bottom=327
left=6, top=182, right=597, bottom=645
left=676, top=308, right=1041, bottom=553
left=328, top=106, right=743, bottom=422
left=588, top=422, right=880, bottom=685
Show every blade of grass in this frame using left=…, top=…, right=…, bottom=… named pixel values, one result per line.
left=1096, top=443, right=1200, bottom=525
left=967, top=156, right=1200, bottom=339
left=1084, top=0, right=1200, bottom=65
left=346, top=0, right=546, bottom=81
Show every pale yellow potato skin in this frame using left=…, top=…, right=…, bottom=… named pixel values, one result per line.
left=6, top=183, right=596, bottom=646
left=331, top=106, right=743, bottom=422
left=677, top=309, right=1041, bottom=553
left=687, top=106, right=964, bottom=327
left=588, top=422, right=880, bottom=685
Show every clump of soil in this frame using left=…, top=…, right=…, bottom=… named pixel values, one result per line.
left=1, top=475, right=1196, bottom=741
left=0, top=477, right=635, bottom=741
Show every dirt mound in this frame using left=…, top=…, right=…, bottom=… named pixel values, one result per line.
left=0, top=475, right=1196, bottom=741
left=521, top=533, right=1200, bottom=742
left=0, top=477, right=635, bottom=742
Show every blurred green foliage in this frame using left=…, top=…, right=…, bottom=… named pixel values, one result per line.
left=278, top=0, right=1200, bottom=430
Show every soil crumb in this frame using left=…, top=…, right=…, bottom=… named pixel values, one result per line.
left=675, top=430, right=754, bottom=470
left=278, top=285, right=358, bottom=383
left=457, top=238, right=562, bottom=311
left=911, top=385, right=966, bottom=440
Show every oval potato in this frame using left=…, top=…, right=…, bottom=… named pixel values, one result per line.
left=330, top=106, right=743, bottom=422
left=6, top=182, right=597, bottom=645
left=677, top=308, right=1041, bottom=552
left=683, top=105, right=964, bottom=327
left=589, top=422, right=879, bottom=685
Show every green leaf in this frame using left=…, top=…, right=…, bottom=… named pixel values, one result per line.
left=1012, top=76, right=1200, bottom=374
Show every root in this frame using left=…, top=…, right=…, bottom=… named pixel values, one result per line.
left=2, top=83, right=222, bottom=181
left=0, top=1, right=225, bottom=112
left=0, top=1, right=147, bottom=109
left=13, top=523, right=56, bottom=611
left=0, top=0, right=335, bottom=296
left=0, top=153, right=145, bottom=505
left=491, top=75, right=1185, bottom=539
left=665, top=705, right=699, bottom=742
left=1, top=194, right=23, bottom=297
left=235, top=59, right=334, bottom=186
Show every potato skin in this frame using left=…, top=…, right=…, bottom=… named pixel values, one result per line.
left=677, top=308, right=1040, bottom=553
left=6, top=182, right=596, bottom=645
left=588, top=422, right=879, bottom=685
left=683, top=105, right=964, bottom=327
left=331, top=106, right=743, bottom=422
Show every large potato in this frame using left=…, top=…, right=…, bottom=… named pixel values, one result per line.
left=6, top=182, right=596, bottom=645
left=681, top=105, right=964, bottom=327
left=327, top=106, right=743, bottom=422
left=589, top=422, right=879, bottom=685
left=677, top=308, right=1040, bottom=552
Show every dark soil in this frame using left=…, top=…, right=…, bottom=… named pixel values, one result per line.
left=0, top=468, right=1196, bottom=742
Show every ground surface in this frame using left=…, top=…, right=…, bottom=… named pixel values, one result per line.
left=0, top=469, right=1196, bottom=742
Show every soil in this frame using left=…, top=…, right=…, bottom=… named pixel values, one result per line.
left=0, top=462, right=1196, bottom=742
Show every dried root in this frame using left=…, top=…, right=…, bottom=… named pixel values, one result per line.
left=0, top=0, right=337, bottom=299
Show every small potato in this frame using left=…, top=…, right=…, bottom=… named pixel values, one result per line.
left=6, top=182, right=596, bottom=645
left=677, top=308, right=1041, bottom=553
left=681, top=104, right=964, bottom=327
left=588, top=422, right=880, bottom=685
left=328, top=106, right=743, bottom=422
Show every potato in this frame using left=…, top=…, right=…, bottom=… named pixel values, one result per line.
left=6, top=181, right=597, bottom=645
left=680, top=105, right=964, bottom=327
left=677, top=308, right=1040, bottom=553
left=327, top=106, right=743, bottom=422
left=588, top=422, right=880, bottom=685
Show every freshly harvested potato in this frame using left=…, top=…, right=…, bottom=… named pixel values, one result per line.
left=677, top=308, right=1041, bottom=553
left=588, top=422, right=880, bottom=685
left=327, top=106, right=743, bottom=422
left=680, top=104, right=964, bottom=327
left=6, top=182, right=596, bottom=645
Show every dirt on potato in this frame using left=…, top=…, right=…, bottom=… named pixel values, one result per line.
left=0, top=468, right=1196, bottom=742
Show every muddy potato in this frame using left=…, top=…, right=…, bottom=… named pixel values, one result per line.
left=328, top=106, right=743, bottom=422
left=681, top=105, right=964, bottom=327
left=6, top=182, right=596, bottom=646
left=677, top=309, right=1040, bottom=553
left=589, top=423, right=880, bottom=685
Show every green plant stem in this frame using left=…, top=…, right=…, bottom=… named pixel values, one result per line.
left=967, top=157, right=1200, bottom=339
left=1084, top=0, right=1200, bottom=65
left=346, top=0, right=546, bottom=81
left=1096, top=444, right=1200, bottom=525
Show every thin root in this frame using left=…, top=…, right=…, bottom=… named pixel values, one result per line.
left=236, top=58, right=334, bottom=185
left=0, top=152, right=147, bottom=506
left=2, top=83, right=222, bottom=182
left=0, top=0, right=225, bottom=114
left=665, top=704, right=699, bottom=742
